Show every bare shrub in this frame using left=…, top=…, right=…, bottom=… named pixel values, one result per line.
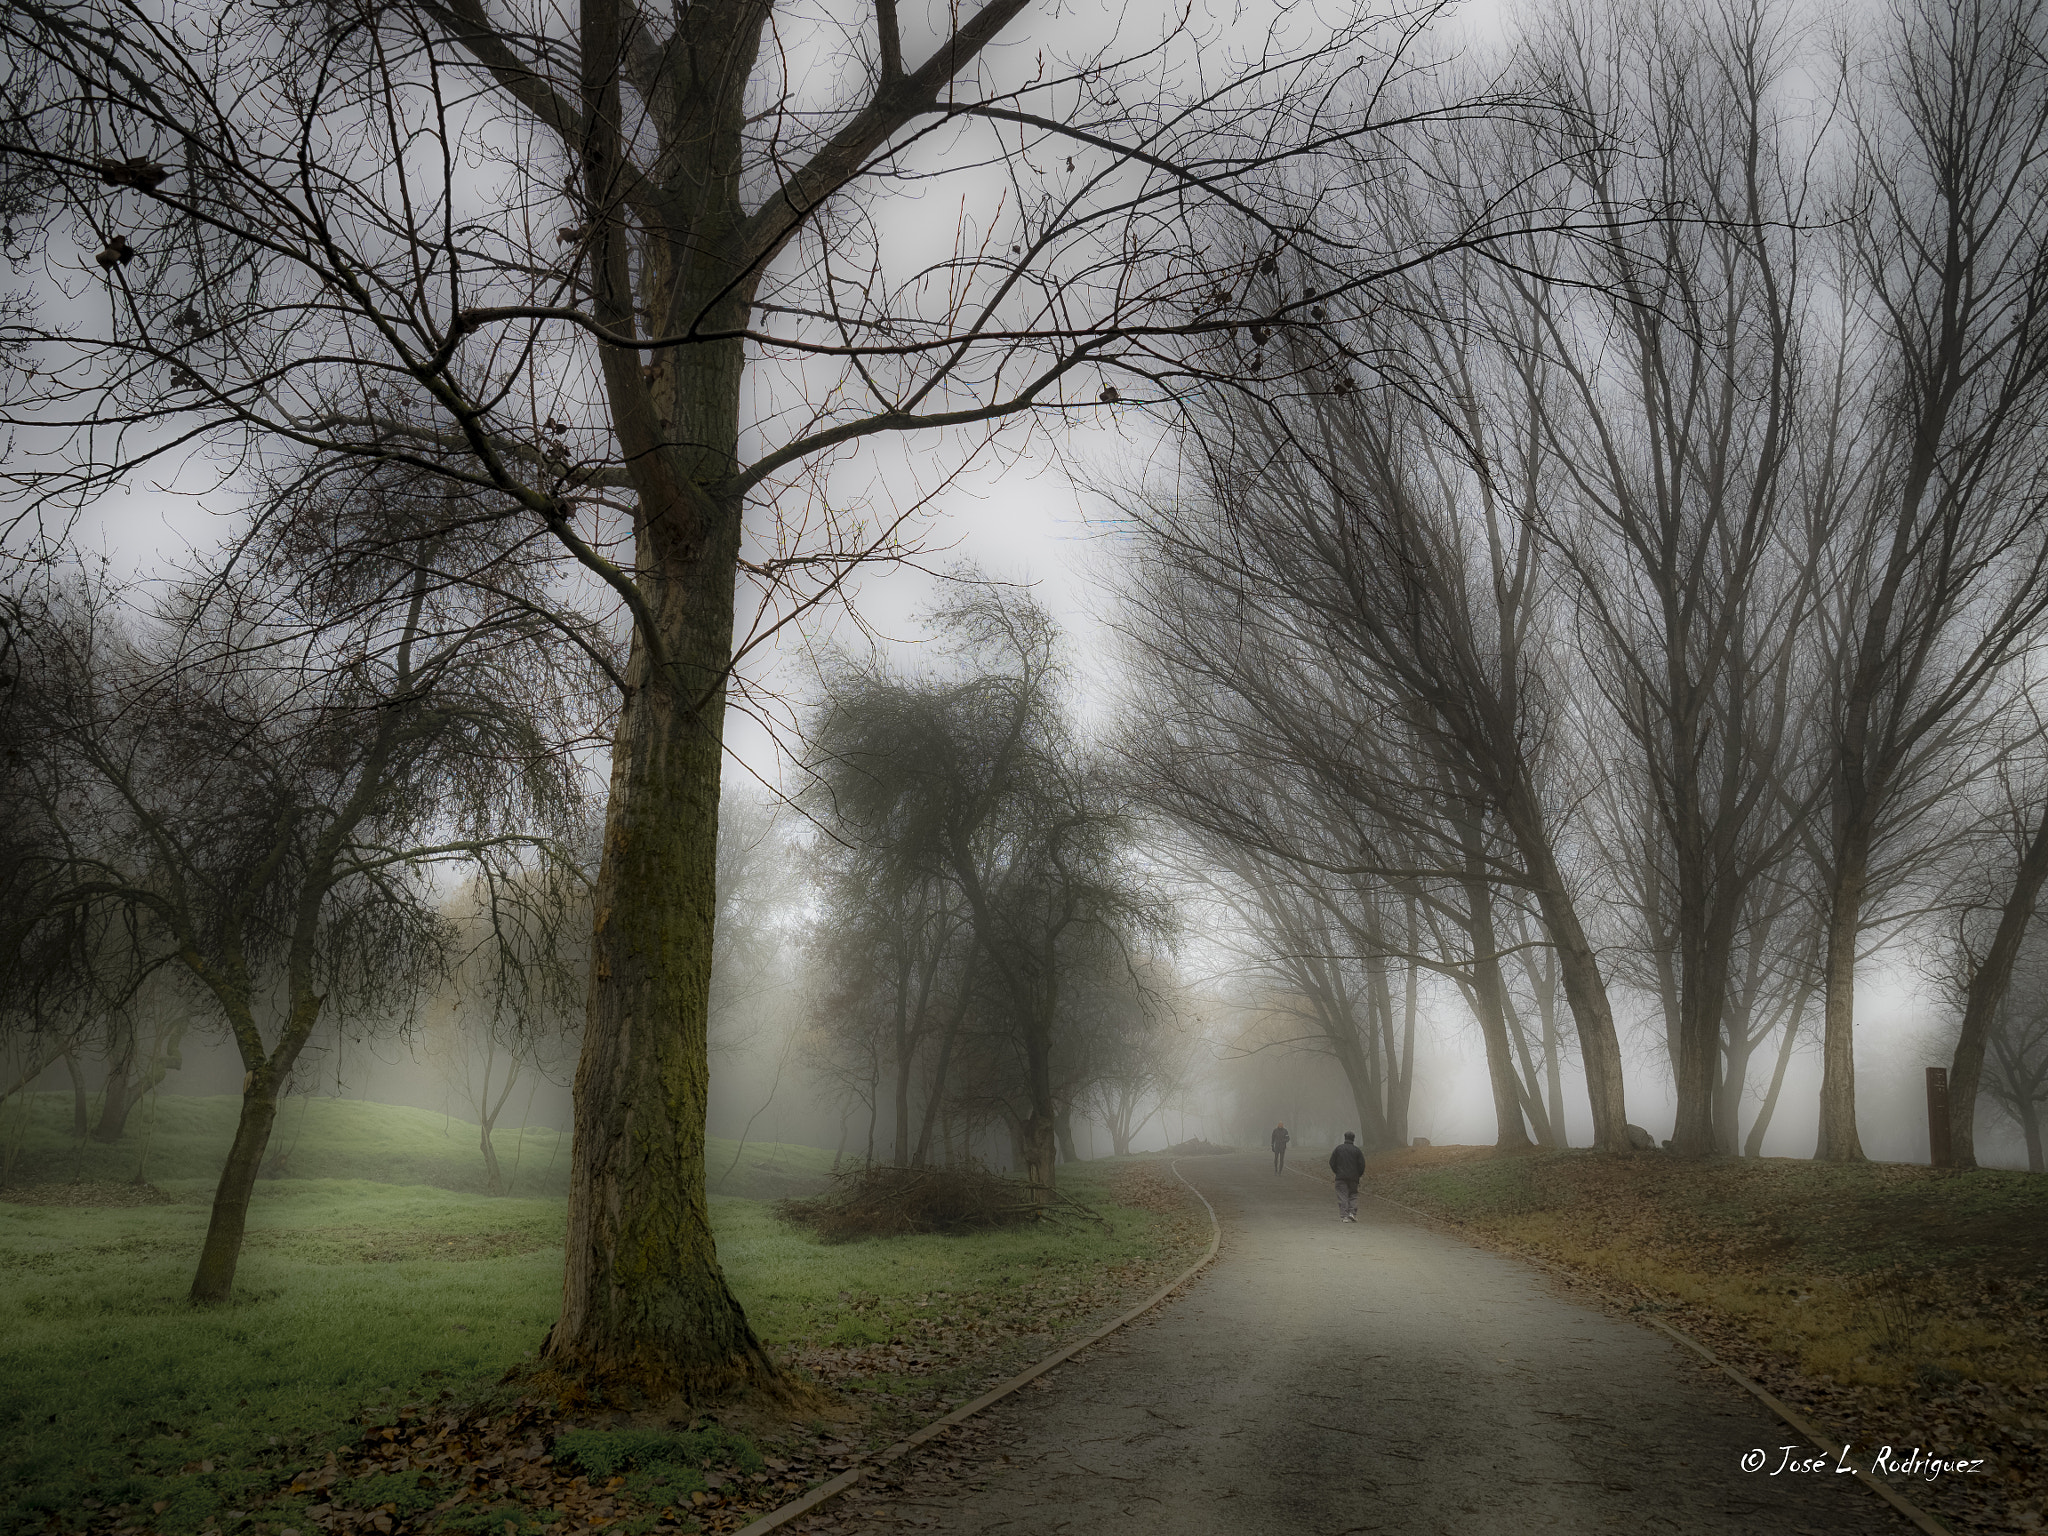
left=776, top=1163, right=1039, bottom=1243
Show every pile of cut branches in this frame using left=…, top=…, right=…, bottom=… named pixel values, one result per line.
left=775, top=1162, right=1040, bottom=1242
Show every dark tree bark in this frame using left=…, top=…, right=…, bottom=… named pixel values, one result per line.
left=1744, top=979, right=1813, bottom=1159
left=1460, top=867, right=1535, bottom=1151
left=1812, top=0, right=2048, bottom=1161
left=1947, top=796, right=2048, bottom=1167
left=90, top=1016, right=139, bottom=1143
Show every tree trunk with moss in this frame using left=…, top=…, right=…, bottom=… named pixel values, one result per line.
left=532, top=0, right=787, bottom=1397
left=547, top=626, right=776, bottom=1392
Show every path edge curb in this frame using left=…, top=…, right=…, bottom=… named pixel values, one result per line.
left=1335, top=1172, right=1952, bottom=1536
left=729, top=1158, right=1225, bottom=1536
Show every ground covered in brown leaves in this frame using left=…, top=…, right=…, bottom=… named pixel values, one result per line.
left=0, top=1179, right=180, bottom=1208
left=1363, top=1147, right=2048, bottom=1534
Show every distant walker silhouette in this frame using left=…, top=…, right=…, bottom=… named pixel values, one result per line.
left=1329, top=1132, right=1366, bottom=1221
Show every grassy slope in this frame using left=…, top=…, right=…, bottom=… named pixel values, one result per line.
left=1363, top=1147, right=2048, bottom=1535
left=0, top=1100, right=1202, bottom=1535
left=0, top=1093, right=838, bottom=1204
left=1367, top=1146, right=2048, bottom=1384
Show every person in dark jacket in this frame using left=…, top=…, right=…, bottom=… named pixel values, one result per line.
left=1270, top=1122, right=1290, bottom=1174
left=1329, top=1132, right=1366, bottom=1221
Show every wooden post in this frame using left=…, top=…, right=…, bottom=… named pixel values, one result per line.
left=1926, top=1067, right=1951, bottom=1168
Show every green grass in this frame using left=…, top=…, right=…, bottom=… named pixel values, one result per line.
left=713, top=1185, right=1162, bottom=1359
left=0, top=1101, right=1194, bottom=1535
left=0, top=1181, right=563, bottom=1534
left=0, top=1093, right=840, bottom=1203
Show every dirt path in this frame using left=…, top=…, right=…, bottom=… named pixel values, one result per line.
left=822, top=1151, right=1907, bottom=1536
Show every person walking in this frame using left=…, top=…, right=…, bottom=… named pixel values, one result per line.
left=1270, top=1122, right=1291, bottom=1174
left=1329, top=1132, right=1366, bottom=1222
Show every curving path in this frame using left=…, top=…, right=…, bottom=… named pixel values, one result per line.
left=826, top=1150, right=1904, bottom=1536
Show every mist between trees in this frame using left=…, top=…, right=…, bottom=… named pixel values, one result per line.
left=3, top=0, right=2048, bottom=1407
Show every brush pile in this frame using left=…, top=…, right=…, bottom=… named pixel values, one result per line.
left=775, top=1161, right=1040, bottom=1241
left=1165, top=1137, right=1235, bottom=1155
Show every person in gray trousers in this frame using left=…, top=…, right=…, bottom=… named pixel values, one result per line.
left=1329, top=1132, right=1366, bottom=1222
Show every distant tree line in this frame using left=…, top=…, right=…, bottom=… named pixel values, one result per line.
left=1112, top=0, right=2048, bottom=1168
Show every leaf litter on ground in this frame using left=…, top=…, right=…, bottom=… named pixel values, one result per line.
left=1362, top=1146, right=2048, bottom=1536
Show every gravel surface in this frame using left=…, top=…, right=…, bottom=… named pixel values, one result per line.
left=821, top=1151, right=1910, bottom=1536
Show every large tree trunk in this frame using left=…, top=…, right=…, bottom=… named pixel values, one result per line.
left=1332, top=1030, right=1392, bottom=1150
left=546, top=607, right=778, bottom=1394
left=479, top=1117, right=505, bottom=1196
left=1020, top=1013, right=1059, bottom=1200
left=1499, top=989, right=1557, bottom=1148
left=1947, top=796, right=2048, bottom=1168
left=541, top=0, right=784, bottom=1378
left=1020, top=1112, right=1057, bottom=1198
left=891, top=1043, right=915, bottom=1169
left=189, top=987, right=327, bottom=1302
left=1815, top=838, right=1869, bottom=1161
left=1393, top=959, right=1418, bottom=1146
left=1671, top=884, right=1738, bottom=1157
left=1713, top=994, right=1756, bottom=1157
left=2022, top=1101, right=2045, bottom=1174
left=475, top=1042, right=520, bottom=1195
left=1362, top=944, right=1403, bottom=1146
left=910, top=951, right=975, bottom=1168
left=1536, top=950, right=1566, bottom=1146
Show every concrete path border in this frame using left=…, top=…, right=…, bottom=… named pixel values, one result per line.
left=1297, top=1164, right=1951, bottom=1535
left=731, top=1161, right=1223, bottom=1536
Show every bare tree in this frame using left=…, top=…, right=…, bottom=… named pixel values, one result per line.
left=807, top=846, right=975, bottom=1168
left=1115, top=286, right=1637, bottom=1150
left=1070, top=949, right=1187, bottom=1158
left=2, top=493, right=593, bottom=1299
left=0, top=0, right=1521, bottom=1393
left=1124, top=735, right=1436, bottom=1152
left=1983, top=963, right=2048, bottom=1171
left=1509, top=0, right=1831, bottom=1155
left=1807, top=0, right=2048, bottom=1160
left=429, top=867, right=588, bottom=1194
left=1931, top=713, right=2048, bottom=1164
